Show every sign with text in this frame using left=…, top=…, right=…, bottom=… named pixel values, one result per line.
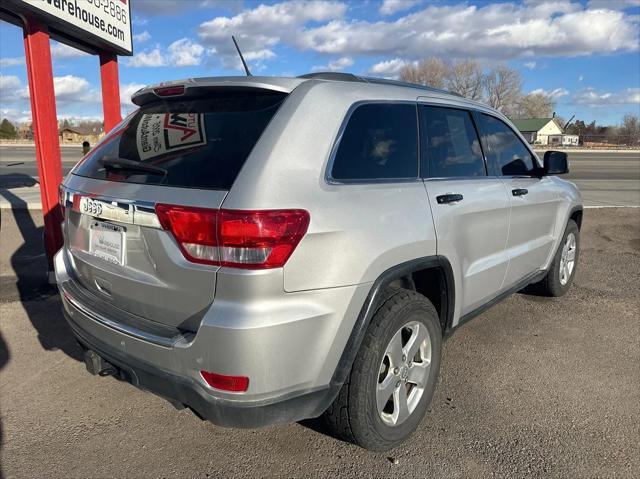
left=4, top=0, right=132, bottom=55
left=136, top=113, right=207, bottom=161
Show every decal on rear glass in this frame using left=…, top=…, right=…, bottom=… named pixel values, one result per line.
left=136, top=113, right=206, bottom=161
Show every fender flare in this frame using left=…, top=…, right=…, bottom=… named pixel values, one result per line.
left=329, top=255, right=455, bottom=388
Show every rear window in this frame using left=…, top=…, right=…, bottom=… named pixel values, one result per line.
left=73, top=90, right=287, bottom=190
left=330, top=103, right=418, bottom=181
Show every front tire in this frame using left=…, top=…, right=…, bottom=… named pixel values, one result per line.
left=323, top=287, right=442, bottom=451
left=536, top=219, right=580, bottom=297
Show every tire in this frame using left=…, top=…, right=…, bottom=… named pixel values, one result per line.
left=535, top=219, right=580, bottom=297
left=323, top=287, right=442, bottom=451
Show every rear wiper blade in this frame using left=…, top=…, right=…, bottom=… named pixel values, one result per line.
left=98, top=157, right=167, bottom=176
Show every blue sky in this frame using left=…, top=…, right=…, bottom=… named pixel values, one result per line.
left=1, top=0, right=639, bottom=125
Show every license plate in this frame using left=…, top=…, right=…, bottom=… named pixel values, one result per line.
left=89, top=220, right=125, bottom=266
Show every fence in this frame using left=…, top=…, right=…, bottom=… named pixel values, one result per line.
left=572, top=135, right=640, bottom=149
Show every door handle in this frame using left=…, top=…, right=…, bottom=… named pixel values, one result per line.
left=436, top=194, right=463, bottom=204
left=512, top=188, right=528, bottom=196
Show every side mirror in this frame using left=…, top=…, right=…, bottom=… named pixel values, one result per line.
left=543, top=150, right=569, bottom=175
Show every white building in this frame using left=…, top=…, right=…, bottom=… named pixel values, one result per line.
left=548, top=134, right=580, bottom=147
left=511, top=117, right=566, bottom=146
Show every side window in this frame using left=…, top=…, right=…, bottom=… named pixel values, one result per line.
left=331, top=103, right=418, bottom=181
left=477, top=114, right=536, bottom=176
left=420, top=106, right=486, bottom=178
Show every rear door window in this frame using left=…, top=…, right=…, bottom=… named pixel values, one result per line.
left=330, top=103, right=418, bottom=181
left=476, top=114, right=536, bottom=176
left=419, top=105, right=486, bottom=178
left=73, top=90, right=287, bottom=190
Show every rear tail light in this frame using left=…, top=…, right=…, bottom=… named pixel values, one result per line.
left=155, top=204, right=310, bottom=269
left=200, top=371, right=249, bottom=392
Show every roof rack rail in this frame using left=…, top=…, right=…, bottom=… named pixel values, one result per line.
left=297, top=72, right=463, bottom=98
left=360, top=76, right=464, bottom=97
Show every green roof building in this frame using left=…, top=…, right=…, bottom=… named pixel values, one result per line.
left=511, top=117, right=563, bottom=145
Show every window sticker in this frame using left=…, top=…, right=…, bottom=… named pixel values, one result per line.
left=136, top=113, right=206, bottom=161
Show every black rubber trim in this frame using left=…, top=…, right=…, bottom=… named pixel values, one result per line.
left=450, top=269, right=546, bottom=334
left=329, top=255, right=454, bottom=389
left=568, top=205, right=584, bottom=229
left=65, top=311, right=339, bottom=428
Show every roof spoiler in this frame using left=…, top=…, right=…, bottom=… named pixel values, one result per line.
left=130, top=80, right=299, bottom=107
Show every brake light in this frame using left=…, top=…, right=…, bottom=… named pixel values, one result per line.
left=154, top=85, right=185, bottom=97
left=155, top=205, right=310, bottom=269
left=200, top=371, right=249, bottom=392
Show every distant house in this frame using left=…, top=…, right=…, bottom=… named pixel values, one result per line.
left=59, top=126, right=104, bottom=145
left=511, top=117, right=564, bottom=146
left=17, top=121, right=33, bottom=140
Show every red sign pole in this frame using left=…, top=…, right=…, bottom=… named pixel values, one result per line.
left=99, top=53, right=122, bottom=133
left=22, top=16, right=63, bottom=276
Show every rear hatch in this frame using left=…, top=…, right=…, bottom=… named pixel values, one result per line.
left=62, top=86, right=288, bottom=331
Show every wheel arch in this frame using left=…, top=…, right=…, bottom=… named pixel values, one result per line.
left=569, top=206, right=583, bottom=230
left=330, top=256, right=455, bottom=388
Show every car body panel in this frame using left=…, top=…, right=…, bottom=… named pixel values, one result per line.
left=423, top=178, right=511, bottom=318
left=56, top=73, right=582, bottom=427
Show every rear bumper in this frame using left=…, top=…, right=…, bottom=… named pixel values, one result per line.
left=55, top=248, right=370, bottom=427
left=66, top=310, right=338, bottom=427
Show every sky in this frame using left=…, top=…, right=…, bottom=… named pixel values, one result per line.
left=1, top=0, right=639, bottom=126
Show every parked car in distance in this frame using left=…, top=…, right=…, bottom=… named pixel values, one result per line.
left=56, top=73, right=582, bottom=451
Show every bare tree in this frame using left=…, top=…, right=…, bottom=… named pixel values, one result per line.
left=446, top=60, right=484, bottom=101
left=515, top=92, right=555, bottom=119
left=484, top=65, right=522, bottom=116
left=399, top=57, right=448, bottom=89
left=619, top=113, right=640, bottom=146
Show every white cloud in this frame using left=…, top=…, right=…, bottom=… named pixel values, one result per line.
left=126, top=46, right=166, bottom=67
left=133, top=30, right=151, bottom=43
left=120, top=83, right=145, bottom=104
left=367, top=58, right=412, bottom=78
left=298, top=2, right=638, bottom=61
left=0, top=75, right=21, bottom=96
left=196, top=1, right=637, bottom=70
left=126, top=39, right=205, bottom=67
left=51, top=42, right=90, bottom=59
left=243, top=49, right=277, bottom=61
left=530, top=87, right=570, bottom=98
left=379, top=0, right=421, bottom=16
left=587, top=0, right=640, bottom=10
left=572, top=87, right=640, bottom=106
left=1, top=75, right=144, bottom=121
left=168, top=38, right=205, bottom=66
left=524, top=61, right=537, bottom=69
left=198, top=1, right=347, bottom=70
left=312, top=56, right=354, bottom=71
left=578, top=75, right=584, bottom=82
left=53, top=75, right=93, bottom=102
left=0, top=57, right=25, bottom=67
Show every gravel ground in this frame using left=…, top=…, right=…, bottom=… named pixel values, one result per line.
left=1, top=208, right=639, bottom=479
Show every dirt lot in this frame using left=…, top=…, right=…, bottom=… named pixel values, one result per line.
left=1, top=208, right=639, bottom=479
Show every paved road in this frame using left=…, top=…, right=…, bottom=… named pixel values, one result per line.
left=1, top=147, right=639, bottom=207
left=0, top=146, right=638, bottom=181
left=1, top=208, right=638, bottom=478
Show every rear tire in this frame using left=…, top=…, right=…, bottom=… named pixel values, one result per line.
left=323, top=287, right=442, bottom=451
left=535, top=219, right=580, bottom=297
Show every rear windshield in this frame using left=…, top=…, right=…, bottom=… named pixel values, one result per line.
left=73, top=90, right=287, bottom=190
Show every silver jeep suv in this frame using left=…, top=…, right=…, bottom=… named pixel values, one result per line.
left=56, top=73, right=582, bottom=451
